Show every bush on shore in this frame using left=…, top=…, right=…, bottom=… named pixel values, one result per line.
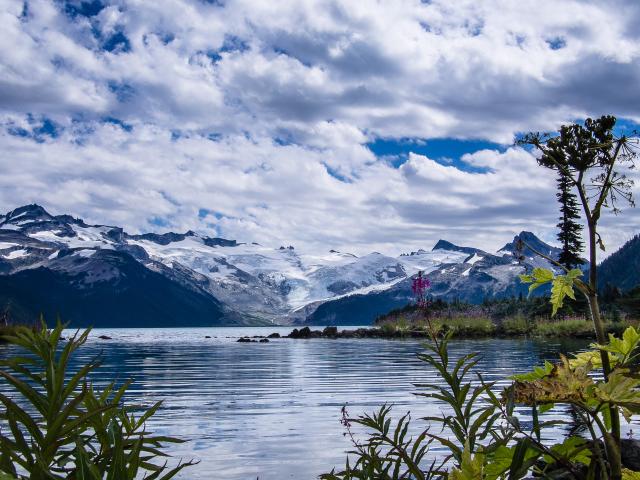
left=376, top=315, right=637, bottom=338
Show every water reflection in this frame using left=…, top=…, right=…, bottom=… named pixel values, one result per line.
left=0, top=327, right=590, bottom=479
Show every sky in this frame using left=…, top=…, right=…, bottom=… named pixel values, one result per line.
left=1, top=0, right=639, bottom=258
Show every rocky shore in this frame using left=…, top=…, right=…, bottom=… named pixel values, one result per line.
left=236, top=326, right=434, bottom=342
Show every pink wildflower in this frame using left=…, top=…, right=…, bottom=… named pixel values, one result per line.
left=412, top=271, right=431, bottom=309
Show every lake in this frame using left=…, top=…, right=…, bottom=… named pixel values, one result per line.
left=0, top=327, right=598, bottom=479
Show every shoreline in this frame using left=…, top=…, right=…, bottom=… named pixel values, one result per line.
left=236, top=324, right=630, bottom=342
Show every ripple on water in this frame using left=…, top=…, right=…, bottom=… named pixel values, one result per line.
left=0, top=327, right=592, bottom=479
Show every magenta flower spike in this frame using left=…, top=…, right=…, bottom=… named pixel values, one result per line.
left=412, top=271, right=431, bottom=309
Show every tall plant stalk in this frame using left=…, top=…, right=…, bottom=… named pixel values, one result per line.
left=519, top=115, right=638, bottom=479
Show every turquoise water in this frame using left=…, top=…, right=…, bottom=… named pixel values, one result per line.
left=0, top=327, right=591, bottom=479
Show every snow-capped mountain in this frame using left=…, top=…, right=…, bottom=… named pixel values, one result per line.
left=0, top=204, right=560, bottom=327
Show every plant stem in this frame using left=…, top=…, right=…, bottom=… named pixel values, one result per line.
left=574, top=408, right=608, bottom=478
left=585, top=221, right=621, bottom=480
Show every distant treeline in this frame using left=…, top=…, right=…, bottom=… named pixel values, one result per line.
left=376, top=283, right=640, bottom=325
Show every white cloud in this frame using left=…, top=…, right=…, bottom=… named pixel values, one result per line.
left=0, top=0, right=639, bottom=257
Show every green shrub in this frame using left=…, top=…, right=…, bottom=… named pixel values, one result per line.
left=379, top=321, right=397, bottom=334
left=0, top=322, right=195, bottom=479
left=606, top=320, right=634, bottom=337
left=395, top=317, right=410, bottom=333
left=501, top=315, right=530, bottom=335
left=533, top=317, right=593, bottom=337
left=429, top=316, right=495, bottom=337
left=452, top=316, right=494, bottom=336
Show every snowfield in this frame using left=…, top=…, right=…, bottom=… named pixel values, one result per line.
left=0, top=204, right=563, bottom=323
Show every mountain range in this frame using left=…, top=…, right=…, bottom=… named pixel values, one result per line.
left=0, top=203, right=631, bottom=327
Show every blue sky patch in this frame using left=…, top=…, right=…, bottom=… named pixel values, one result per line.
left=323, top=163, right=352, bottom=183
left=7, top=116, right=59, bottom=143
left=7, top=126, right=30, bottom=138
left=515, top=117, right=640, bottom=145
left=103, top=31, right=131, bottom=53
left=34, top=118, right=58, bottom=138
left=273, top=136, right=295, bottom=146
left=108, top=82, right=135, bottom=102
left=546, top=37, right=567, bottom=50
left=615, top=118, right=640, bottom=136
left=148, top=216, right=170, bottom=227
left=205, top=34, right=250, bottom=63
left=20, top=1, right=30, bottom=20
left=367, top=137, right=505, bottom=172
left=103, top=117, right=133, bottom=132
left=220, top=36, right=249, bottom=53
left=199, top=208, right=225, bottom=220
left=62, top=0, right=105, bottom=18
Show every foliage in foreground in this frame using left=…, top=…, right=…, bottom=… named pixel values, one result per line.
left=322, top=326, right=640, bottom=480
left=0, top=322, right=195, bottom=479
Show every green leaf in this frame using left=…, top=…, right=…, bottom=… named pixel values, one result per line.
left=595, top=371, right=640, bottom=417
left=520, top=267, right=556, bottom=297
left=538, top=403, right=555, bottom=414
left=484, top=445, right=515, bottom=480
left=511, top=361, right=554, bottom=381
left=595, top=326, right=640, bottom=367
left=544, top=436, right=591, bottom=466
left=74, top=438, right=102, bottom=480
left=623, top=469, right=640, bottom=480
left=550, top=272, right=579, bottom=315
left=533, top=268, right=554, bottom=283
left=449, top=441, right=484, bottom=480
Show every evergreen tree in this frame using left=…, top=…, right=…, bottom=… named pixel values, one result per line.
left=556, top=171, right=584, bottom=269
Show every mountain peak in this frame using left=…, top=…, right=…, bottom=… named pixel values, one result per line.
left=399, top=248, right=427, bottom=256
left=128, top=230, right=237, bottom=247
left=498, top=231, right=559, bottom=257
left=432, top=240, right=483, bottom=255
left=2, top=204, right=53, bottom=224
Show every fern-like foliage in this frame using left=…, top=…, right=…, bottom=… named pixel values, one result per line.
left=0, top=321, right=196, bottom=479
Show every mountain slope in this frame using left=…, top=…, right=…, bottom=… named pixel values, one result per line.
left=305, top=253, right=534, bottom=325
left=598, top=235, right=640, bottom=292
left=0, top=250, right=230, bottom=327
left=0, top=203, right=605, bottom=327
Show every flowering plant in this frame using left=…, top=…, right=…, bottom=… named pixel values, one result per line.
left=411, top=270, right=431, bottom=309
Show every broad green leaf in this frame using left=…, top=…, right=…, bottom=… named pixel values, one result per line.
left=544, top=436, right=591, bottom=466
left=449, top=441, right=484, bottom=480
left=594, top=326, right=640, bottom=367
left=623, top=469, right=640, bottom=480
left=538, top=403, right=555, bottom=414
left=485, top=443, right=539, bottom=480
left=511, top=361, right=554, bottom=381
left=533, top=268, right=554, bottom=283
left=569, top=349, right=614, bottom=370
left=520, top=267, right=555, bottom=297
left=518, top=274, right=534, bottom=283
left=550, top=273, right=578, bottom=315
left=595, top=371, right=640, bottom=418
